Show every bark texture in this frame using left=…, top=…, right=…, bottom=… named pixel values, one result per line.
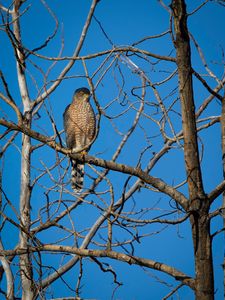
left=12, top=1, right=34, bottom=299
left=172, top=0, right=214, bottom=299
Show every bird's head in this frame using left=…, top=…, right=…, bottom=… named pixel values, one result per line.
left=73, top=87, right=91, bottom=101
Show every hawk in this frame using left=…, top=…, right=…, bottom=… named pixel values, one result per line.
left=63, top=87, right=96, bottom=192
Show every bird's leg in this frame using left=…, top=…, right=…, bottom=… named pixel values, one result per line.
left=80, top=150, right=87, bottom=159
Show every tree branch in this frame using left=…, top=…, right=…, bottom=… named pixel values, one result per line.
left=0, top=245, right=195, bottom=289
left=26, top=46, right=176, bottom=63
left=0, top=119, right=189, bottom=210
left=208, top=180, right=225, bottom=203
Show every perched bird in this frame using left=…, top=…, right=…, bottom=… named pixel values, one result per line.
left=63, top=87, right=96, bottom=192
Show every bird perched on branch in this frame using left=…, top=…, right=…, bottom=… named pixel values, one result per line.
left=63, top=87, right=96, bottom=192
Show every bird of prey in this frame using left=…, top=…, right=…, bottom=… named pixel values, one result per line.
left=63, top=87, right=96, bottom=192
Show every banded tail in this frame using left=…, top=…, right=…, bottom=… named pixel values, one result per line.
left=71, top=160, right=85, bottom=192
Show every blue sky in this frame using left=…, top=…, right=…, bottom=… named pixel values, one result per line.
left=0, top=0, right=225, bottom=299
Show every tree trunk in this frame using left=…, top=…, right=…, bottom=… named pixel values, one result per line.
left=19, top=131, right=34, bottom=300
left=12, top=2, right=34, bottom=298
left=171, top=0, right=214, bottom=299
left=191, top=205, right=214, bottom=299
left=171, top=0, right=204, bottom=200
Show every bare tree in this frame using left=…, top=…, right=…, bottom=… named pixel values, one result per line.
left=0, top=0, right=224, bottom=299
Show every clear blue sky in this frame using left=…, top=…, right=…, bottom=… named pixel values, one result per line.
left=0, top=1, right=224, bottom=299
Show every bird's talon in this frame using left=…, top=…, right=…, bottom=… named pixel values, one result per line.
left=81, top=150, right=87, bottom=158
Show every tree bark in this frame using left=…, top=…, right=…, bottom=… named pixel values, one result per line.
left=19, top=131, right=34, bottom=300
left=191, top=204, right=214, bottom=299
left=12, top=2, right=34, bottom=299
left=171, top=0, right=204, bottom=200
left=171, top=0, right=214, bottom=299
